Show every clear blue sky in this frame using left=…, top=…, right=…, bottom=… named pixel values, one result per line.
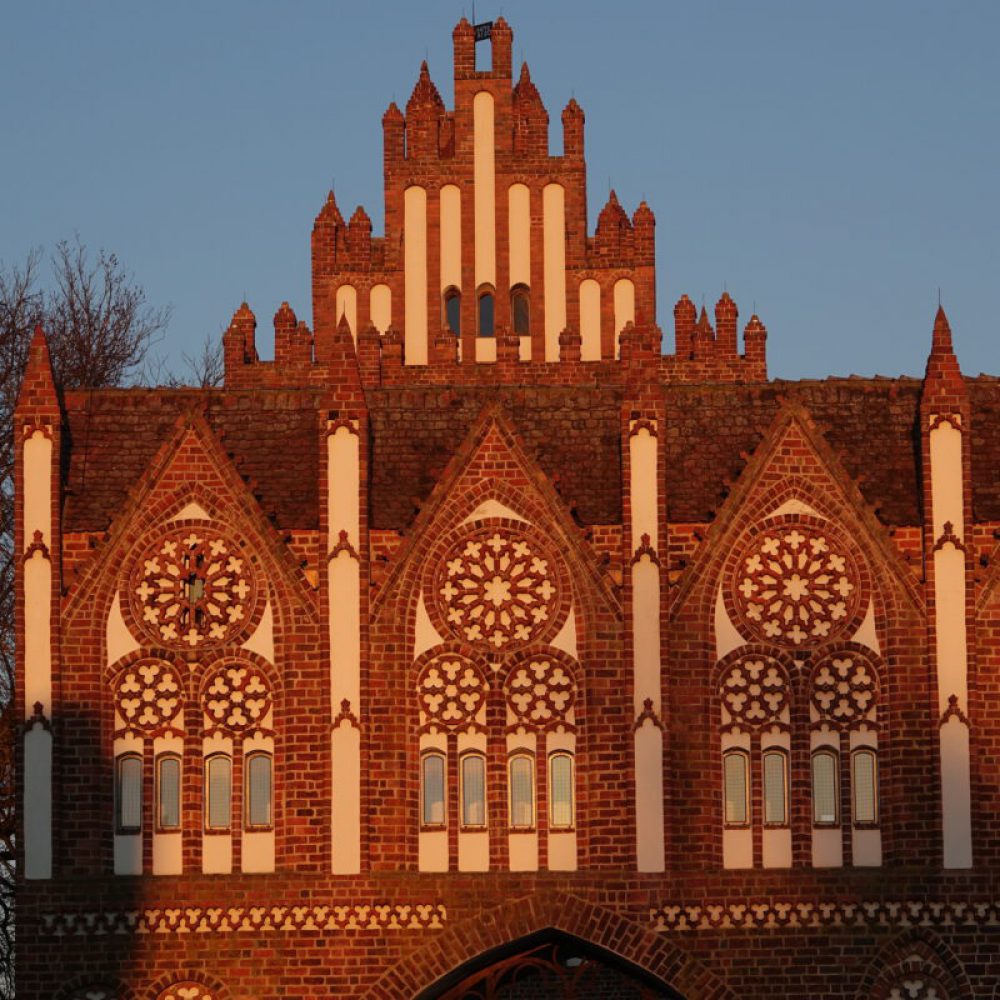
left=2, top=0, right=997, bottom=380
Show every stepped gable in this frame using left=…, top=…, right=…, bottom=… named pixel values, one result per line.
left=61, top=387, right=321, bottom=532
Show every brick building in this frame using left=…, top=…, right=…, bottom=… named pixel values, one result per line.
left=16, top=17, right=1000, bottom=1000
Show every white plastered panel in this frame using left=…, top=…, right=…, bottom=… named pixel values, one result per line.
left=404, top=186, right=428, bottom=365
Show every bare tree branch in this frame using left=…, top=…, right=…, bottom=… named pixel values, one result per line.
left=0, top=239, right=170, bottom=997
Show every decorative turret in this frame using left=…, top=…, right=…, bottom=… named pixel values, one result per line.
left=594, top=190, right=633, bottom=261
left=382, top=102, right=404, bottom=167
left=632, top=201, right=655, bottom=267
left=347, top=206, right=372, bottom=267
left=452, top=17, right=475, bottom=78
left=490, top=16, right=513, bottom=79
left=673, top=295, right=697, bottom=359
left=406, top=62, right=446, bottom=160
left=562, top=98, right=584, bottom=159
left=924, top=305, right=964, bottom=392
left=512, top=63, right=548, bottom=156
left=223, top=302, right=258, bottom=379
left=715, top=291, right=738, bottom=356
left=16, top=326, right=59, bottom=416
left=692, top=306, right=714, bottom=359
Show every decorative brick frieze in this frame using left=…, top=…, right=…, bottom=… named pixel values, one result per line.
left=650, top=898, right=1000, bottom=932
left=40, top=903, right=447, bottom=936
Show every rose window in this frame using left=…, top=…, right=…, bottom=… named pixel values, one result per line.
left=719, top=654, right=789, bottom=732
left=729, top=523, right=863, bottom=647
left=430, top=527, right=566, bottom=652
left=505, top=656, right=576, bottom=728
left=127, top=526, right=259, bottom=650
left=417, top=654, right=488, bottom=730
left=810, top=651, right=878, bottom=728
left=203, top=663, right=272, bottom=734
left=114, top=659, right=183, bottom=734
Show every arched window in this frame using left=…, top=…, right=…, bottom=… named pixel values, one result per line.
left=762, top=749, right=788, bottom=826
left=443, top=286, right=461, bottom=335
left=852, top=748, right=878, bottom=824
left=205, top=754, right=232, bottom=831
left=245, top=752, right=273, bottom=829
left=509, top=753, right=535, bottom=829
left=155, top=753, right=181, bottom=831
left=115, top=753, right=143, bottom=834
left=722, top=750, right=749, bottom=827
left=460, top=753, right=486, bottom=828
left=477, top=288, right=495, bottom=337
left=811, top=749, right=839, bottom=825
left=511, top=285, right=530, bottom=336
left=422, top=751, right=446, bottom=827
left=549, top=752, right=574, bottom=829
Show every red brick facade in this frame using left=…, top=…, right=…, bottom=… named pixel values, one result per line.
left=15, top=17, right=1000, bottom=1000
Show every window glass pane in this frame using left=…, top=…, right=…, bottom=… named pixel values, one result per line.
left=478, top=293, right=494, bottom=337
left=423, top=754, right=445, bottom=826
left=206, top=756, right=232, bottom=830
left=247, top=754, right=272, bottom=828
left=763, top=751, right=787, bottom=825
left=510, top=756, right=534, bottom=828
left=812, top=751, right=838, bottom=824
left=445, top=291, right=461, bottom=335
left=550, top=754, right=573, bottom=828
left=853, top=750, right=878, bottom=824
left=117, top=755, right=142, bottom=832
left=723, top=752, right=747, bottom=825
left=461, top=755, right=486, bottom=827
left=512, top=291, right=530, bottom=335
left=157, top=756, right=180, bottom=830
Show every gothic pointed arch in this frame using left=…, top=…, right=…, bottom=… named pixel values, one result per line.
left=672, top=403, right=924, bottom=635
left=63, top=412, right=318, bottom=641
left=372, top=404, right=620, bottom=633
left=854, top=929, right=972, bottom=1000
left=360, top=891, right=735, bottom=1000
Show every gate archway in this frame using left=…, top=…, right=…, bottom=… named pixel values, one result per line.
left=418, top=929, right=681, bottom=999
left=360, top=891, right=736, bottom=1000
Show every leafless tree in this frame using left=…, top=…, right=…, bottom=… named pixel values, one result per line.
left=0, top=238, right=170, bottom=997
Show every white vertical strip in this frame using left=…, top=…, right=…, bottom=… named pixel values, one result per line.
left=929, top=419, right=972, bottom=868
left=613, top=278, right=636, bottom=359
left=404, top=186, right=428, bottom=365
left=23, top=429, right=52, bottom=880
left=546, top=730, right=577, bottom=871
left=327, top=424, right=362, bottom=874
left=369, top=284, right=392, bottom=333
left=629, top=428, right=659, bottom=552
left=418, top=732, right=448, bottom=872
left=508, top=183, right=531, bottom=287
left=440, top=184, right=462, bottom=292
left=201, top=734, right=233, bottom=874
left=579, top=279, right=601, bottom=361
left=473, top=92, right=496, bottom=289
left=542, top=184, right=567, bottom=362
left=628, top=420, right=664, bottom=871
left=457, top=731, right=489, bottom=872
left=334, top=285, right=358, bottom=342
left=23, top=431, right=51, bottom=715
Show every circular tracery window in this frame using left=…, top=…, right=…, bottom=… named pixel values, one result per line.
left=726, top=519, right=866, bottom=648
left=124, top=525, right=262, bottom=651
left=426, top=524, right=568, bottom=653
